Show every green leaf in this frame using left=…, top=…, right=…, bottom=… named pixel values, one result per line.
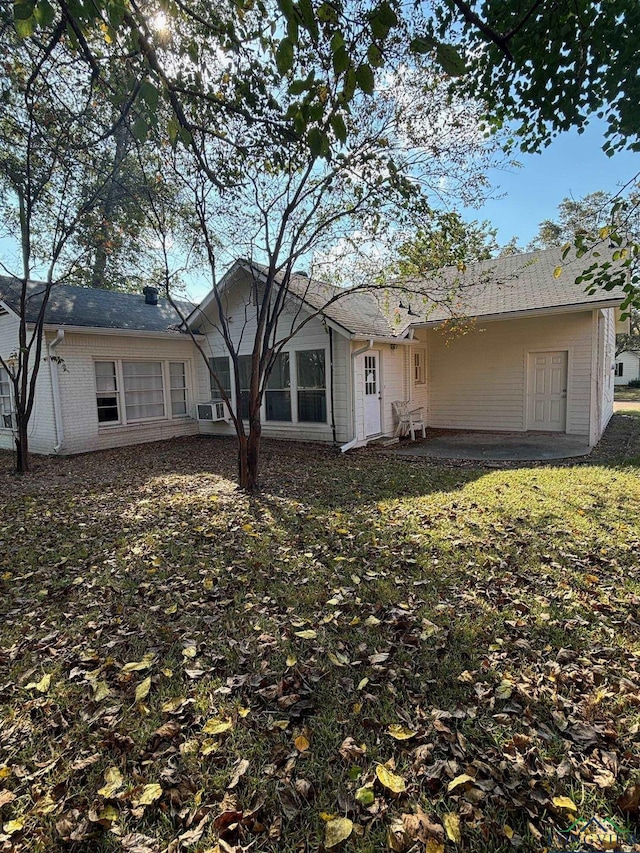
left=133, top=116, right=148, bottom=143
left=276, top=38, right=294, bottom=75
left=367, top=43, right=383, bottom=67
left=14, top=1, right=35, bottom=20
left=331, top=113, right=347, bottom=144
left=297, top=0, right=318, bottom=41
left=436, top=43, right=466, bottom=76
left=139, top=80, right=159, bottom=112
left=33, top=0, right=54, bottom=26
left=307, top=128, right=324, bottom=158
left=14, top=14, right=35, bottom=37
left=332, top=45, right=350, bottom=76
left=410, top=36, right=436, bottom=54
left=355, top=63, right=375, bottom=95
left=376, top=1, right=398, bottom=28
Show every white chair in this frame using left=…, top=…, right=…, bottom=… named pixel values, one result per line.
left=392, top=400, right=426, bottom=440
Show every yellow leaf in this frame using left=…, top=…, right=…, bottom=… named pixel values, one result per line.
left=161, top=668, right=173, bottom=678
left=242, top=523, right=253, bottom=532
left=496, top=679, right=513, bottom=700
left=447, top=773, right=475, bottom=793
left=35, top=793, right=56, bottom=814
left=122, top=654, right=154, bottom=673
left=203, top=718, right=232, bottom=735
left=136, top=783, right=163, bottom=806
left=286, top=654, right=297, bottom=667
left=238, top=706, right=250, bottom=718
left=25, top=673, right=52, bottom=693
left=164, top=603, right=178, bottom=615
left=93, top=681, right=110, bottom=702
left=2, top=818, right=24, bottom=835
left=272, top=720, right=289, bottom=730
left=161, top=697, right=185, bottom=713
left=375, top=764, right=406, bottom=794
left=135, top=676, right=151, bottom=703
left=443, top=813, right=461, bottom=843
left=201, top=740, right=219, bottom=756
left=553, top=796, right=578, bottom=811
left=504, top=825, right=514, bottom=839
left=181, top=646, right=197, bottom=658
left=553, top=266, right=563, bottom=279
left=364, top=615, right=381, bottom=626
left=294, top=629, right=317, bottom=639
left=426, top=839, right=445, bottom=853
left=96, top=804, right=119, bottom=822
left=0, top=767, right=11, bottom=780
left=355, top=784, right=375, bottom=806
left=294, top=735, right=310, bottom=752
left=98, top=767, right=124, bottom=798
left=325, top=817, right=353, bottom=849
left=203, top=577, right=214, bottom=591
left=387, top=724, right=417, bottom=741
left=328, top=652, right=346, bottom=667
left=357, top=678, right=369, bottom=691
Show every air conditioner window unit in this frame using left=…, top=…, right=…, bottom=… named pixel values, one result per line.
left=196, top=401, right=227, bottom=422
left=1, top=411, right=16, bottom=430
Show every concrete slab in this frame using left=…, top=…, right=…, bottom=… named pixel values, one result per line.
left=614, top=401, right=640, bottom=411
left=394, top=431, right=592, bottom=461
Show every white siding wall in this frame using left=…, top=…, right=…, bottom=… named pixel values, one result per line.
left=54, top=332, right=199, bottom=455
left=196, top=283, right=352, bottom=443
left=600, top=308, right=615, bottom=432
left=426, top=311, right=594, bottom=437
left=0, top=313, right=57, bottom=454
left=615, top=351, right=640, bottom=385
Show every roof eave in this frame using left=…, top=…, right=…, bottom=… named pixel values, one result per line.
left=40, top=323, right=199, bottom=338
left=411, top=298, right=625, bottom=328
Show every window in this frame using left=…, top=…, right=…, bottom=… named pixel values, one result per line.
left=209, top=356, right=231, bottom=403
left=238, top=355, right=252, bottom=420
left=297, top=349, right=326, bottom=422
left=615, top=362, right=624, bottom=378
left=95, top=361, right=119, bottom=423
left=123, top=361, right=165, bottom=421
left=170, top=362, right=187, bottom=416
left=95, top=360, right=189, bottom=426
left=413, top=349, right=426, bottom=385
left=266, top=352, right=291, bottom=421
left=0, top=367, right=14, bottom=429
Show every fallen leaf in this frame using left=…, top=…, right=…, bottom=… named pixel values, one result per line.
left=294, top=735, right=310, bottom=752
left=121, top=832, right=160, bottom=853
left=2, top=817, right=24, bottom=834
left=443, top=813, right=461, bottom=843
left=228, top=758, right=249, bottom=790
left=619, top=784, right=640, bottom=814
left=426, top=840, right=445, bottom=853
left=135, top=676, right=151, bottom=703
left=122, top=654, right=154, bottom=673
left=495, top=679, right=513, bottom=700
left=294, top=629, right=317, bottom=639
left=93, top=680, right=110, bottom=702
left=376, top=764, right=406, bottom=794
left=25, top=673, right=51, bottom=693
left=203, top=718, right=232, bottom=735
left=97, top=767, right=124, bottom=798
left=388, top=724, right=417, bottom=741
left=355, top=784, right=375, bottom=806
left=325, top=816, right=353, bottom=848
left=181, top=646, right=197, bottom=659
left=447, top=773, right=475, bottom=793
left=553, top=796, right=578, bottom=812
left=135, top=783, right=162, bottom=806
left=0, top=790, right=16, bottom=807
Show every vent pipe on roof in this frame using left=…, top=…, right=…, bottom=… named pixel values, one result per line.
left=143, top=286, right=159, bottom=306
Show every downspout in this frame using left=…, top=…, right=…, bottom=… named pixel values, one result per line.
left=340, top=338, right=373, bottom=453
left=328, top=327, right=337, bottom=445
left=48, top=328, right=64, bottom=453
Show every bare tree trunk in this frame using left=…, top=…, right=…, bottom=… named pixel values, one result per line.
left=15, top=415, right=29, bottom=474
left=237, top=418, right=262, bottom=492
left=91, top=123, right=128, bottom=289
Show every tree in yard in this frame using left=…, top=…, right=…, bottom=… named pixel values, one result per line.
left=395, top=213, right=498, bottom=277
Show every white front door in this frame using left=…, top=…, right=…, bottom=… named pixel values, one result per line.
left=527, top=351, right=568, bottom=432
left=363, top=351, right=381, bottom=436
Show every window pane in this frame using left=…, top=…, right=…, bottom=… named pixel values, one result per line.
left=169, top=362, right=187, bottom=416
left=238, top=355, right=252, bottom=420
left=122, top=361, right=165, bottom=421
left=97, top=397, right=119, bottom=423
left=297, top=350, right=326, bottom=423
left=0, top=367, right=13, bottom=417
left=209, top=356, right=231, bottom=402
left=95, top=362, right=119, bottom=423
left=95, top=361, right=117, bottom=393
left=266, top=353, right=291, bottom=421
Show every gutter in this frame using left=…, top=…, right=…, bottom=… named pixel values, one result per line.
left=340, top=339, right=374, bottom=453
left=48, top=328, right=65, bottom=453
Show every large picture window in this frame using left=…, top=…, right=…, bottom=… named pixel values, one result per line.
left=266, top=353, right=291, bottom=421
left=0, top=367, right=15, bottom=429
left=209, top=356, right=231, bottom=403
left=95, top=360, right=189, bottom=426
left=297, top=349, right=326, bottom=423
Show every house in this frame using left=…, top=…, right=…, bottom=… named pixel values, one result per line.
left=0, top=247, right=628, bottom=457
left=615, top=350, right=640, bottom=385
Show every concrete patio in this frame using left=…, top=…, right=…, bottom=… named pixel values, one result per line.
left=394, top=431, right=592, bottom=461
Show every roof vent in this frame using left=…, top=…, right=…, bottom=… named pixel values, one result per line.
left=294, top=269, right=309, bottom=278
left=143, top=286, right=158, bottom=306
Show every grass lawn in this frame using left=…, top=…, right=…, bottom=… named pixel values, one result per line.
left=1, top=422, right=640, bottom=852
left=615, top=386, right=640, bottom=403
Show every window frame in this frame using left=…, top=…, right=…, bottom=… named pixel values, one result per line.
left=413, top=348, right=426, bottom=385
left=94, top=358, right=191, bottom=428
left=615, top=361, right=624, bottom=378
left=0, top=366, right=15, bottom=430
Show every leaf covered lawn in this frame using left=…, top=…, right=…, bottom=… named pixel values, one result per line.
left=1, top=430, right=640, bottom=853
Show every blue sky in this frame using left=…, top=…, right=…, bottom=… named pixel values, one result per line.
left=466, top=121, right=640, bottom=248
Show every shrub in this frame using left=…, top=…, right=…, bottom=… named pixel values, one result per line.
left=628, top=378, right=640, bottom=388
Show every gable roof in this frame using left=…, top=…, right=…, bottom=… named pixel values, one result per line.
left=0, top=278, right=195, bottom=334
left=199, top=248, right=628, bottom=340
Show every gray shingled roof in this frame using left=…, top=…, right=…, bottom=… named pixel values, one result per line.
left=247, top=247, right=628, bottom=338
left=0, top=278, right=195, bottom=333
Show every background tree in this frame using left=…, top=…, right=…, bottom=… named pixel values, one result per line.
left=395, top=213, right=497, bottom=277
